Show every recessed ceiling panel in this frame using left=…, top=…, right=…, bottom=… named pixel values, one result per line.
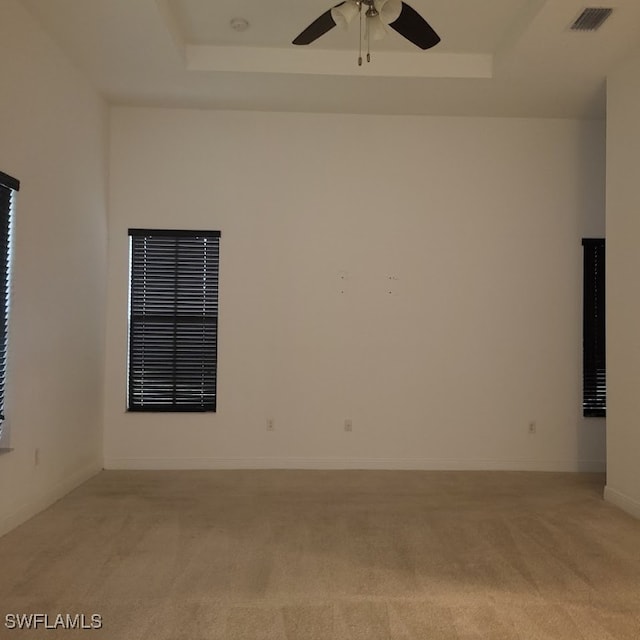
left=22, top=0, right=640, bottom=118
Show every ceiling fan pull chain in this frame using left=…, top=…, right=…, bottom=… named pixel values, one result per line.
left=358, top=6, right=363, bottom=66
left=365, top=13, right=370, bottom=63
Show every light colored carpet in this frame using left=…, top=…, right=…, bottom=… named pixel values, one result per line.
left=1, top=470, right=639, bottom=639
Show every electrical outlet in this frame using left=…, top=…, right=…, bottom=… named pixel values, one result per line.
left=344, top=419, right=353, bottom=432
left=528, top=421, right=537, bottom=434
left=266, top=419, right=274, bottom=431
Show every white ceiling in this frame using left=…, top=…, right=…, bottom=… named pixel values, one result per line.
left=22, top=0, right=640, bottom=118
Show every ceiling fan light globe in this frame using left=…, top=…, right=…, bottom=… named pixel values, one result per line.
left=378, top=0, right=402, bottom=24
left=373, top=0, right=387, bottom=13
left=368, top=15, right=388, bottom=40
left=331, top=1, right=360, bottom=30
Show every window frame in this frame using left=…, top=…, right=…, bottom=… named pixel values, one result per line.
left=0, top=171, right=19, bottom=445
left=127, top=228, right=221, bottom=413
left=582, top=237, right=606, bottom=418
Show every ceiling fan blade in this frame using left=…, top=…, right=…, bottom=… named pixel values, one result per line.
left=292, top=3, right=344, bottom=45
left=388, top=2, right=440, bottom=50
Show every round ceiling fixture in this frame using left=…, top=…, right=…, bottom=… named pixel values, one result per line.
left=230, top=17, right=250, bottom=32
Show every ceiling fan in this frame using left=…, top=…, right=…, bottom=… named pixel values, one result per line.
left=292, top=0, right=440, bottom=65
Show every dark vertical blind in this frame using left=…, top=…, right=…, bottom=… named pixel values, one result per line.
left=128, top=229, right=220, bottom=412
left=0, top=171, right=19, bottom=427
left=582, top=238, right=606, bottom=417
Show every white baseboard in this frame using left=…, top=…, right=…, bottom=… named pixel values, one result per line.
left=604, top=485, right=640, bottom=520
left=104, top=456, right=606, bottom=473
left=0, top=462, right=102, bottom=538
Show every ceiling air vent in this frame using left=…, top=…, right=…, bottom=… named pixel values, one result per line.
left=570, top=7, right=613, bottom=31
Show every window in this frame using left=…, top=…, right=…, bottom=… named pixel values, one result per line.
left=582, top=238, right=605, bottom=417
left=0, top=171, right=19, bottom=439
left=127, top=229, right=220, bottom=412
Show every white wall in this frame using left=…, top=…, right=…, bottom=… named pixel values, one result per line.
left=0, top=0, right=108, bottom=535
left=605, top=48, right=640, bottom=518
left=104, top=107, right=605, bottom=471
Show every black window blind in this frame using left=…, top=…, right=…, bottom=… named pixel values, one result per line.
left=128, top=229, right=220, bottom=412
left=0, top=171, right=19, bottom=427
left=582, top=238, right=606, bottom=417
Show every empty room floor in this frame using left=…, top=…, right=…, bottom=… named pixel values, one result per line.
left=1, top=470, right=639, bottom=639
